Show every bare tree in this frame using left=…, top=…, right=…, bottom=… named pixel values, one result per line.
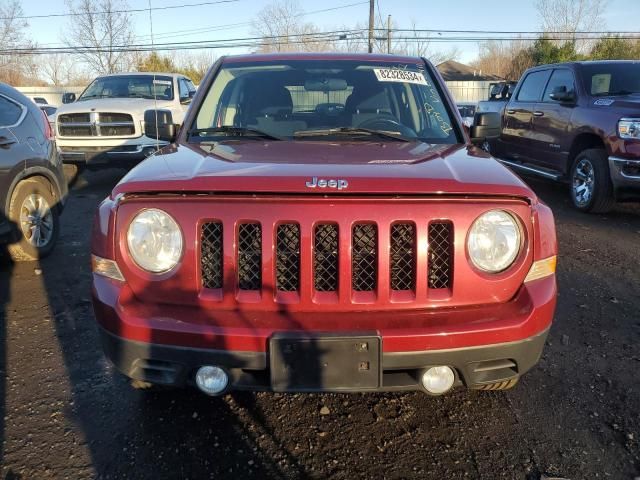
left=63, top=0, right=135, bottom=75
left=251, top=0, right=338, bottom=53
left=397, top=22, right=461, bottom=64
left=471, top=38, right=534, bottom=80
left=536, top=0, right=609, bottom=52
left=39, top=52, right=77, bottom=86
left=0, top=0, right=40, bottom=85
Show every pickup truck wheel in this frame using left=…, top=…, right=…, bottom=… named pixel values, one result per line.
left=7, top=178, right=60, bottom=261
left=570, top=149, right=615, bottom=213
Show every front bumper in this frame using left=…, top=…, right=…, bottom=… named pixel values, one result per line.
left=57, top=137, right=167, bottom=166
left=609, top=156, right=640, bottom=199
left=99, top=325, right=549, bottom=392
left=93, top=274, right=556, bottom=393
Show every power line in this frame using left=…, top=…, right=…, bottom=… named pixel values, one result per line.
left=0, top=0, right=241, bottom=21
left=136, top=1, right=369, bottom=41
left=2, top=30, right=638, bottom=56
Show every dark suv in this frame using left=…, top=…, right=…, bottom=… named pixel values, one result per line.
left=1, top=83, right=67, bottom=260
left=494, top=61, right=640, bottom=212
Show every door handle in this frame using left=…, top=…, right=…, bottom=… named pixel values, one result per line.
left=0, top=137, right=16, bottom=148
left=533, top=111, right=545, bottom=117
left=506, top=109, right=515, bottom=114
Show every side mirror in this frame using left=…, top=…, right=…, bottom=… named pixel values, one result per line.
left=62, top=92, right=76, bottom=104
left=549, top=86, right=576, bottom=103
left=470, top=112, right=501, bottom=144
left=144, top=109, right=177, bottom=143
left=180, top=91, right=196, bottom=105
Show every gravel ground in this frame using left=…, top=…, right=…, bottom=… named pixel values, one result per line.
left=0, top=169, right=638, bottom=479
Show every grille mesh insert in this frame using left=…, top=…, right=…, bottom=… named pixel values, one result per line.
left=314, top=224, right=339, bottom=292
left=428, top=222, right=453, bottom=289
left=352, top=224, right=377, bottom=292
left=201, top=222, right=223, bottom=289
left=390, top=223, right=415, bottom=291
left=238, top=223, right=262, bottom=290
left=276, top=224, right=300, bottom=292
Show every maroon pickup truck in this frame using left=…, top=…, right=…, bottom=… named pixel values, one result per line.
left=491, top=61, right=640, bottom=212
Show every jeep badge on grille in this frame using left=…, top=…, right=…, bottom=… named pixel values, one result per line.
left=305, top=177, right=349, bottom=190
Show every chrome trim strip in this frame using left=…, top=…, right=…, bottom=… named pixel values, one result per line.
left=499, top=159, right=561, bottom=180
left=609, top=156, right=640, bottom=180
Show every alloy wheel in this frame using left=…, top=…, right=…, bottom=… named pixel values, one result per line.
left=19, top=193, right=54, bottom=248
left=572, top=158, right=595, bottom=207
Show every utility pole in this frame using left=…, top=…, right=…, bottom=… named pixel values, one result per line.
left=368, top=0, right=374, bottom=53
left=387, top=15, right=391, bottom=54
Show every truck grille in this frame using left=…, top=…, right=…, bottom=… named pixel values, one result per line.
left=237, top=223, right=262, bottom=291
left=390, top=223, right=415, bottom=291
left=314, top=224, right=339, bottom=292
left=201, top=222, right=223, bottom=289
left=57, top=112, right=135, bottom=137
left=352, top=224, right=377, bottom=291
left=276, top=224, right=300, bottom=292
left=200, top=220, right=453, bottom=296
left=428, top=222, right=453, bottom=289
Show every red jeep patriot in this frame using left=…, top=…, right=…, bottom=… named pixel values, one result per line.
left=91, top=53, right=557, bottom=396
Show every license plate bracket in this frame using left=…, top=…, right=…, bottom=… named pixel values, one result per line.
left=270, top=333, right=381, bottom=392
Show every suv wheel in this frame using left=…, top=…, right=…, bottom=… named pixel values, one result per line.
left=570, top=149, right=615, bottom=213
left=7, top=178, right=60, bottom=261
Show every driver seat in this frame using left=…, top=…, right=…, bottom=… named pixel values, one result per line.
left=343, top=84, right=394, bottom=127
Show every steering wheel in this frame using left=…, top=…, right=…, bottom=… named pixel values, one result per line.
left=357, top=117, right=417, bottom=138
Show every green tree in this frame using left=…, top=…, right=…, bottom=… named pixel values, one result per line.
left=136, top=52, right=177, bottom=73
left=529, top=37, right=579, bottom=65
left=590, top=36, right=640, bottom=60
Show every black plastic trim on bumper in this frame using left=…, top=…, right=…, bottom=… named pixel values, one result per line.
left=99, top=326, right=550, bottom=393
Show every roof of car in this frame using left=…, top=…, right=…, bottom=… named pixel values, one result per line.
left=222, top=52, right=427, bottom=64
left=528, top=59, right=640, bottom=70
left=98, top=72, right=184, bottom=78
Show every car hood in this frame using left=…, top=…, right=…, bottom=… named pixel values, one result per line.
left=594, top=93, right=640, bottom=112
left=56, top=98, right=174, bottom=116
left=112, top=140, right=536, bottom=199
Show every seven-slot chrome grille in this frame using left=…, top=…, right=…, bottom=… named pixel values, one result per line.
left=200, top=220, right=453, bottom=298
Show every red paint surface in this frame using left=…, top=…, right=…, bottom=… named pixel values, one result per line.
left=92, top=53, right=558, bottom=355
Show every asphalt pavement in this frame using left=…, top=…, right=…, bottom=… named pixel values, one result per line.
left=0, top=168, right=638, bottom=479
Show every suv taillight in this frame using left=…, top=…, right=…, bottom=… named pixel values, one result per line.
left=41, top=110, right=54, bottom=140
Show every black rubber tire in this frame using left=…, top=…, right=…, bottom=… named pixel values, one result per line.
left=570, top=148, right=615, bottom=213
left=7, top=178, right=60, bottom=261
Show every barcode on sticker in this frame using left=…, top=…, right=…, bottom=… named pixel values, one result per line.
left=373, top=68, right=427, bottom=85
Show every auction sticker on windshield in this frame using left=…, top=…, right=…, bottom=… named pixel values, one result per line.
left=374, top=68, right=427, bottom=85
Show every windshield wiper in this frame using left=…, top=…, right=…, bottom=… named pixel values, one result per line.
left=188, top=126, right=283, bottom=141
left=128, top=93, right=155, bottom=99
left=294, top=127, right=411, bottom=142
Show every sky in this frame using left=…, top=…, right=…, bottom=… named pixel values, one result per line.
left=16, top=0, right=640, bottom=64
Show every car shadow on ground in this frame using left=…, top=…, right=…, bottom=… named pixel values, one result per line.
left=1, top=167, right=638, bottom=479
left=30, top=169, right=320, bottom=478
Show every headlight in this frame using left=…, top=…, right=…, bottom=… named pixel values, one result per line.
left=127, top=209, right=183, bottom=273
left=618, top=118, right=640, bottom=139
left=467, top=210, right=521, bottom=273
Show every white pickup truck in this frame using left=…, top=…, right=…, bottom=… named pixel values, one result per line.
left=55, top=72, right=196, bottom=174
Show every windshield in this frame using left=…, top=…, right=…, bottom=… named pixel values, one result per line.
left=192, top=59, right=460, bottom=143
left=580, top=63, right=640, bottom=96
left=78, top=75, right=174, bottom=101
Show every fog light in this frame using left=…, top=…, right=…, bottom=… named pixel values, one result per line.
left=421, top=366, right=455, bottom=394
left=195, top=366, right=228, bottom=395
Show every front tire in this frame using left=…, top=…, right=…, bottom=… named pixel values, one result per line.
left=570, top=149, right=615, bottom=213
left=7, top=178, right=60, bottom=261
